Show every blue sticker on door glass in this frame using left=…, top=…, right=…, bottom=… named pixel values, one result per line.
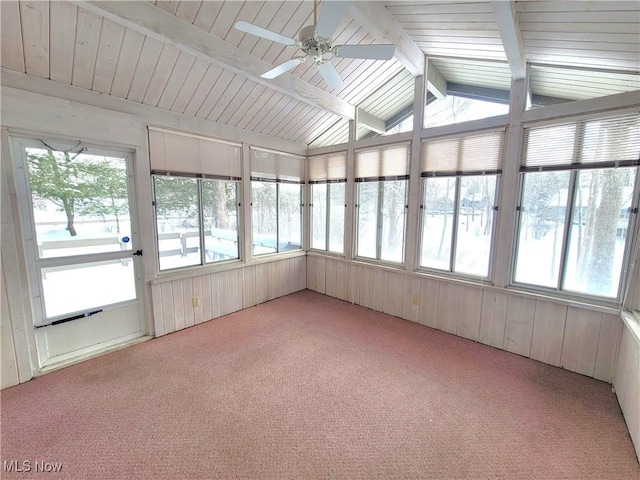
left=122, top=236, right=130, bottom=243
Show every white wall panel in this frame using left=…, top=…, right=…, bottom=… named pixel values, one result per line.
left=315, top=257, right=326, bottom=295
left=373, top=269, right=388, bottom=313
left=243, top=265, right=256, bottom=309
left=594, top=314, right=622, bottom=383
left=385, top=272, right=404, bottom=318
left=457, top=286, right=482, bottom=341
left=479, top=290, right=508, bottom=349
left=437, top=282, right=460, bottom=335
left=614, top=318, right=640, bottom=461
left=324, top=259, right=338, bottom=298
left=504, top=295, right=536, bottom=357
left=530, top=301, right=567, bottom=367
left=402, top=275, right=420, bottom=323
left=561, top=307, right=601, bottom=377
left=358, top=266, right=374, bottom=310
left=418, top=278, right=439, bottom=329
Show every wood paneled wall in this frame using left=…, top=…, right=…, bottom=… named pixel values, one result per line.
left=150, top=256, right=306, bottom=336
left=307, top=255, right=623, bottom=383
left=614, top=315, right=640, bottom=460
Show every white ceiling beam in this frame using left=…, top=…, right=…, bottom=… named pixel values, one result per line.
left=426, top=59, right=447, bottom=99
left=491, top=1, right=527, bottom=80
left=74, top=0, right=364, bottom=122
left=358, top=108, right=386, bottom=134
left=349, top=1, right=424, bottom=77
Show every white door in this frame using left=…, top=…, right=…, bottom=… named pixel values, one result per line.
left=12, top=137, right=145, bottom=368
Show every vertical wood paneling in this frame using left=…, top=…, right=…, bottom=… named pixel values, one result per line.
left=143, top=44, right=181, bottom=106
left=218, top=271, right=230, bottom=315
left=1, top=269, right=19, bottom=389
left=171, top=280, right=185, bottom=331
left=267, top=261, right=279, bottom=300
left=349, top=264, right=359, bottom=304
left=127, top=37, right=164, bottom=102
left=594, top=314, right=622, bottom=382
left=1, top=0, right=25, bottom=72
left=92, top=20, right=125, bottom=94
left=156, top=52, right=197, bottom=109
left=437, top=282, right=460, bottom=335
left=210, top=273, right=221, bottom=318
left=373, top=269, right=388, bottom=313
left=110, top=29, right=145, bottom=97
left=243, top=265, right=257, bottom=308
left=402, top=275, right=420, bottom=323
left=324, top=259, right=338, bottom=298
left=418, top=278, right=439, bottom=329
left=385, top=272, right=404, bottom=318
left=202, top=274, right=212, bottom=321
left=151, top=283, right=164, bottom=337
left=279, top=260, right=290, bottom=297
left=256, top=263, right=268, bottom=304
left=306, top=256, right=316, bottom=291
left=530, top=300, right=567, bottom=367
left=504, top=295, right=536, bottom=357
left=49, top=1, right=77, bottom=84
left=288, top=258, right=299, bottom=293
left=299, top=256, right=307, bottom=291
left=336, top=262, right=348, bottom=301
left=234, top=269, right=245, bottom=312
left=315, top=257, right=326, bottom=294
left=20, top=0, right=49, bottom=78
left=457, top=286, right=482, bottom=341
left=479, top=290, right=508, bottom=349
left=182, top=277, right=195, bottom=328
left=358, top=265, right=374, bottom=309
left=72, top=8, right=102, bottom=89
left=160, top=281, right=175, bottom=334
left=561, top=308, right=602, bottom=377
left=192, top=276, right=203, bottom=325
left=614, top=323, right=640, bottom=460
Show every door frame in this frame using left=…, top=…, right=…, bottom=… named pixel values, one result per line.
left=9, top=133, right=148, bottom=369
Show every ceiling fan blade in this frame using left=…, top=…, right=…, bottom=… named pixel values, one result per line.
left=317, top=62, right=343, bottom=89
left=235, top=21, right=296, bottom=46
left=261, top=58, right=305, bottom=79
left=315, top=1, right=351, bottom=39
left=333, top=44, right=396, bottom=60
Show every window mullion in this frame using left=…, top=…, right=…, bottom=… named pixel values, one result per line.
left=558, top=170, right=578, bottom=291
left=198, top=179, right=205, bottom=266
left=276, top=183, right=280, bottom=253
left=450, top=177, right=461, bottom=273
left=325, top=183, right=330, bottom=252
left=376, top=182, right=384, bottom=260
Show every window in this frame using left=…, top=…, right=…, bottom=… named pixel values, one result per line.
left=355, top=143, right=410, bottom=263
left=419, top=130, right=504, bottom=277
left=309, top=152, right=346, bottom=254
left=149, top=128, right=241, bottom=271
left=250, top=148, right=304, bottom=256
left=424, top=95, right=509, bottom=129
left=514, top=112, right=640, bottom=299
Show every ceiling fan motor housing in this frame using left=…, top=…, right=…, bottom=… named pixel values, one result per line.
left=299, top=25, right=332, bottom=62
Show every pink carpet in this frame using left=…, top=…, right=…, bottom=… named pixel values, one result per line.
left=1, top=290, right=638, bottom=479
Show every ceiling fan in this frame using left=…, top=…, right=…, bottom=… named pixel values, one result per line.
left=234, top=0, right=395, bottom=89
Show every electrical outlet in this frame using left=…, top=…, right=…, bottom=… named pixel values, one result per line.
left=192, top=296, right=200, bottom=308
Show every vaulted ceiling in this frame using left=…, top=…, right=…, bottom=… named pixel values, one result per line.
left=1, top=1, right=638, bottom=148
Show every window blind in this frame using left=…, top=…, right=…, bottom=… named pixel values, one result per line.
left=421, top=129, right=505, bottom=177
left=308, top=151, right=347, bottom=183
left=250, top=147, right=305, bottom=183
left=148, top=127, right=241, bottom=179
left=522, top=112, right=640, bottom=172
left=355, top=143, right=410, bottom=182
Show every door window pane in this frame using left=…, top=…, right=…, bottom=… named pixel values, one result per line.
left=381, top=180, right=406, bottom=263
left=202, top=180, right=239, bottom=263
left=563, top=168, right=636, bottom=297
left=26, top=147, right=132, bottom=258
left=356, top=182, right=379, bottom=259
left=154, top=176, right=200, bottom=270
left=252, top=181, right=277, bottom=255
left=328, top=183, right=345, bottom=254
left=41, top=259, right=136, bottom=318
left=311, top=183, right=327, bottom=250
left=420, top=177, right=455, bottom=270
left=454, top=176, right=497, bottom=276
left=514, top=171, right=570, bottom=287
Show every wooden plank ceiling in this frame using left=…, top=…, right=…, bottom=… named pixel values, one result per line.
left=1, top=1, right=638, bottom=148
